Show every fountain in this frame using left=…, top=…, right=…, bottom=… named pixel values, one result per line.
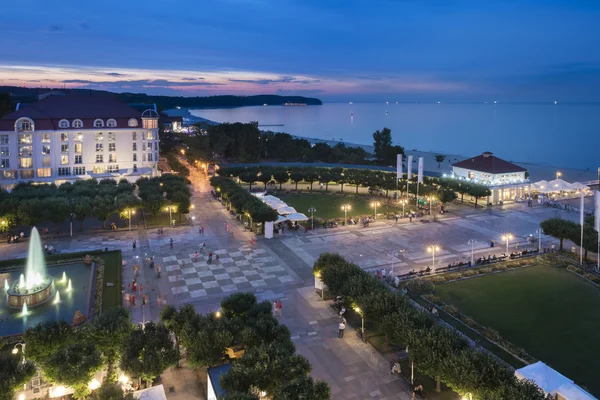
left=61, top=271, right=67, bottom=283
left=7, top=227, right=54, bottom=308
left=53, top=291, right=61, bottom=305
left=22, top=302, right=28, bottom=316
left=4, top=279, right=8, bottom=291
left=66, top=279, right=72, bottom=292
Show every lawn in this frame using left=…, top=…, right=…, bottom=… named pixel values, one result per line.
left=435, top=265, right=600, bottom=396
left=278, top=193, right=407, bottom=221
left=101, top=250, right=122, bottom=310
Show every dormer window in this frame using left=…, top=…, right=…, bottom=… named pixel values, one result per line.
left=73, top=119, right=83, bottom=128
left=94, top=119, right=104, bottom=128
left=15, top=117, right=34, bottom=132
left=128, top=118, right=138, bottom=127
left=59, top=119, right=70, bottom=128
left=107, top=119, right=117, bottom=127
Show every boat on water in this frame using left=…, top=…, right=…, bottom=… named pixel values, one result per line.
left=284, top=102, right=307, bottom=106
left=349, top=101, right=353, bottom=104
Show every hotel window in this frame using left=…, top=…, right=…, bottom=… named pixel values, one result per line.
left=0, top=135, right=9, bottom=144
left=132, top=142, right=137, bottom=151
left=37, top=168, right=51, bottom=177
left=61, top=144, right=69, bottom=153
left=18, top=133, right=32, bottom=145
left=128, top=118, right=138, bottom=127
left=95, top=132, right=103, bottom=141
left=107, top=119, right=117, bottom=127
left=3, top=170, right=15, bottom=179
left=59, top=120, right=69, bottom=128
left=43, top=157, right=51, bottom=167
left=93, top=165, right=105, bottom=174
left=108, top=154, right=116, bottom=163
left=0, top=147, right=9, bottom=157
left=94, top=119, right=104, bottom=128
left=60, top=133, right=68, bottom=142
left=133, top=164, right=137, bottom=172
left=109, top=143, right=116, bottom=152
left=73, top=166, right=85, bottom=175
left=17, top=120, right=33, bottom=132
left=74, top=133, right=83, bottom=142
left=19, top=158, right=32, bottom=168
left=73, top=119, right=83, bottom=128
left=108, top=132, right=116, bottom=141
left=61, top=155, right=69, bottom=165
left=146, top=131, right=154, bottom=140
left=143, top=120, right=157, bottom=129
left=1, top=159, right=9, bottom=168
left=96, top=154, right=103, bottom=163
left=42, top=145, right=51, bottom=155
left=107, top=165, right=119, bottom=173
left=96, top=143, right=103, bottom=152
left=58, top=167, right=71, bottom=176
left=42, top=133, right=51, bottom=143
left=19, top=146, right=32, bottom=157
left=132, top=132, right=137, bottom=140
left=75, top=143, right=82, bottom=154
left=148, top=153, right=153, bottom=162
left=143, top=153, right=146, bottom=161
left=142, top=142, right=146, bottom=151
left=20, top=170, right=33, bottom=179
left=133, top=153, right=137, bottom=162
left=75, top=155, right=82, bottom=164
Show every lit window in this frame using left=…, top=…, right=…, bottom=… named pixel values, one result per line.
left=58, top=167, right=71, bottom=176
left=0, top=159, right=9, bottom=168
left=59, top=120, right=69, bottom=128
left=61, top=144, right=68, bottom=153
left=61, top=133, right=69, bottom=142
left=96, top=144, right=103, bottom=152
left=107, top=165, right=119, bottom=173
left=19, top=146, right=32, bottom=157
left=19, top=158, right=32, bottom=168
left=133, top=153, right=137, bottom=162
left=73, top=119, right=83, bottom=128
left=132, top=132, right=137, bottom=140
left=93, top=165, right=105, bottom=174
left=42, top=145, right=51, bottom=155
left=107, top=119, right=117, bottom=127
left=109, top=154, right=117, bottom=162
left=75, top=143, right=82, bottom=154
left=43, top=157, right=51, bottom=167
left=16, top=119, right=33, bottom=132
left=146, top=131, right=154, bottom=140
left=37, top=168, right=51, bottom=177
left=128, top=118, right=138, bottom=127
left=61, top=155, right=69, bottom=165
left=0, top=147, right=9, bottom=157
left=96, top=132, right=103, bottom=141
left=73, top=166, right=86, bottom=175
left=143, top=120, right=158, bottom=129
left=75, top=155, right=82, bottom=164
left=94, top=119, right=104, bottom=128
left=42, top=133, right=51, bottom=143
left=109, top=143, right=116, bottom=152
left=96, top=154, right=104, bottom=163
left=3, top=170, right=15, bottom=179
left=74, top=133, right=83, bottom=142
left=108, top=132, right=116, bottom=141
left=0, top=135, right=9, bottom=144
left=18, top=133, right=32, bottom=145
left=133, top=143, right=137, bottom=151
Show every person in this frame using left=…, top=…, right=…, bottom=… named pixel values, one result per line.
left=169, top=238, right=173, bottom=249
left=130, top=294, right=136, bottom=306
left=394, top=276, right=400, bottom=287
left=143, top=293, right=148, bottom=306
left=382, top=268, right=387, bottom=279
left=395, top=214, right=399, bottom=223
left=132, top=240, right=136, bottom=249
left=156, top=264, right=162, bottom=278
left=194, top=251, right=198, bottom=262
left=339, top=306, right=346, bottom=318
left=132, top=280, right=137, bottom=292
left=273, top=301, right=278, bottom=315
left=124, top=292, right=130, bottom=305
left=338, top=320, right=346, bottom=338
left=216, top=254, right=220, bottom=261
left=208, top=252, right=213, bottom=263
left=391, top=361, right=401, bottom=375
left=133, top=264, right=139, bottom=277
left=413, top=384, right=423, bottom=395
left=276, top=300, right=282, bottom=316
left=490, top=239, right=495, bottom=247
left=409, top=214, right=413, bottom=222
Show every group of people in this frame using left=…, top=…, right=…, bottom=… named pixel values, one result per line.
left=7, top=232, right=25, bottom=244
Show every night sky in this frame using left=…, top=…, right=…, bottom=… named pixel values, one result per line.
left=1, top=0, right=599, bottom=101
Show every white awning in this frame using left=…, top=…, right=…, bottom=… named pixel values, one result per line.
left=556, top=383, right=597, bottom=400
left=277, top=206, right=297, bottom=215
left=263, top=195, right=281, bottom=202
left=569, top=182, right=590, bottom=190
left=286, top=212, right=309, bottom=222
left=515, top=362, right=573, bottom=394
left=547, top=179, right=574, bottom=192
left=276, top=215, right=288, bottom=223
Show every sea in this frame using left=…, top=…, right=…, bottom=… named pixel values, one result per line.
left=189, top=103, right=600, bottom=170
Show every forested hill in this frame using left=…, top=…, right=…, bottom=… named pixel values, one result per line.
left=0, top=87, right=322, bottom=114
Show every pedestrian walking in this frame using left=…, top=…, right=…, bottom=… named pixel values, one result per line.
left=339, top=306, right=346, bottom=318
left=276, top=300, right=282, bottom=316
left=199, top=227, right=202, bottom=235
left=131, top=294, right=136, bottom=306
left=194, top=251, right=199, bottom=262
left=132, top=240, right=136, bottom=249
left=133, top=264, right=139, bottom=277
left=169, top=238, right=173, bottom=249
left=156, top=264, right=162, bottom=278
left=338, top=320, right=346, bottom=338
left=143, top=293, right=148, bottom=306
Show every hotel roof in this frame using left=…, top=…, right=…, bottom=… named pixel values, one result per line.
left=452, top=152, right=527, bottom=174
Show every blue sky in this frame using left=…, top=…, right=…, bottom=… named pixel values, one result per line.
left=1, top=0, right=599, bottom=101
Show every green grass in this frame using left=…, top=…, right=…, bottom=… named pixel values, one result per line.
left=278, top=193, right=407, bottom=221
left=435, top=265, right=600, bottom=396
left=100, top=250, right=122, bottom=311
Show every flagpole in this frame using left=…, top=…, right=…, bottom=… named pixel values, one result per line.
left=580, top=192, right=584, bottom=266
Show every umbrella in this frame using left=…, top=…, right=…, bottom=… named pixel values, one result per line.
left=286, top=213, right=309, bottom=222
left=263, top=195, right=281, bottom=202
left=276, top=215, right=289, bottom=223
left=277, top=206, right=297, bottom=215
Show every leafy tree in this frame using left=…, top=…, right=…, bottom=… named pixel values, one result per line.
left=435, top=154, right=446, bottom=168
left=160, top=304, right=197, bottom=367
left=17, top=198, right=45, bottom=227
left=180, top=314, right=233, bottom=368
left=92, top=195, right=115, bottom=229
left=144, top=194, right=164, bottom=225
left=289, top=171, right=304, bottom=191
left=89, top=308, right=133, bottom=381
left=257, top=169, right=272, bottom=190
left=372, top=127, right=392, bottom=163
left=0, top=354, right=36, bottom=400
left=468, top=185, right=491, bottom=208
left=22, top=320, right=75, bottom=364
left=436, top=187, right=457, bottom=204
left=93, top=380, right=135, bottom=400
left=120, top=322, right=179, bottom=388
left=540, top=218, right=579, bottom=251
left=43, top=342, right=103, bottom=399
left=221, top=292, right=259, bottom=318
left=303, top=169, right=318, bottom=191
left=0, top=92, right=11, bottom=117
left=43, top=197, right=71, bottom=233
left=272, top=169, right=289, bottom=190
left=272, top=375, right=331, bottom=400
left=318, top=170, right=335, bottom=192
left=239, top=172, right=256, bottom=191
left=73, top=197, right=93, bottom=232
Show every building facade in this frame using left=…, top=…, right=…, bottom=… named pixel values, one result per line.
left=0, top=94, right=159, bottom=191
left=451, top=152, right=530, bottom=204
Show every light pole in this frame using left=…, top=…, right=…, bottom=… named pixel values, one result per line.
left=389, top=249, right=405, bottom=277
left=69, top=213, right=75, bottom=237
left=427, top=245, right=440, bottom=269
left=536, top=229, right=543, bottom=253
left=308, top=207, right=316, bottom=230
left=427, top=196, right=435, bottom=219
left=128, top=209, right=136, bottom=231
left=400, top=199, right=407, bottom=217
left=502, top=233, right=513, bottom=253
left=12, top=342, right=25, bottom=363
left=556, top=171, right=562, bottom=180
left=354, top=306, right=364, bottom=339
left=341, top=204, right=351, bottom=225
left=467, top=239, right=477, bottom=265
left=371, top=201, right=380, bottom=220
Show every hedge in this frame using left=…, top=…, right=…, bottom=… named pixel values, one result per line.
left=313, top=253, right=545, bottom=399
left=210, top=176, right=278, bottom=223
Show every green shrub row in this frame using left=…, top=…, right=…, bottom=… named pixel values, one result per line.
left=566, top=265, right=600, bottom=285
left=164, top=152, right=190, bottom=177
left=210, top=176, right=278, bottom=223
left=425, top=259, right=536, bottom=285
left=314, top=252, right=545, bottom=399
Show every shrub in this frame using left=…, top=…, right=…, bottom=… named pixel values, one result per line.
left=443, top=304, right=459, bottom=316
left=491, top=265, right=507, bottom=272
left=583, top=273, right=600, bottom=284
left=462, top=269, right=478, bottom=277
left=483, top=328, right=502, bottom=342
left=406, top=279, right=435, bottom=294
left=429, top=275, right=447, bottom=284
left=445, top=272, right=462, bottom=281
left=478, top=267, right=492, bottom=274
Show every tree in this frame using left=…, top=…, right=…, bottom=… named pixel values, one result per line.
left=289, top=171, right=304, bottom=191
left=468, top=185, right=491, bottom=208
left=436, top=188, right=457, bottom=204
left=89, top=308, right=133, bottom=381
left=435, top=154, right=446, bottom=168
left=303, top=169, right=318, bottom=191
left=257, top=170, right=272, bottom=190
left=272, top=376, right=330, bottom=400
left=43, top=197, right=71, bottom=233
left=144, top=194, right=164, bottom=225
left=372, top=127, right=392, bottom=163
left=43, top=342, right=103, bottom=399
left=22, top=320, right=75, bottom=364
left=92, top=195, right=115, bottom=229
left=120, top=322, right=179, bottom=388
left=73, top=197, right=93, bottom=232
left=318, top=170, right=335, bottom=192
left=180, top=314, right=233, bottom=369
left=0, top=354, right=36, bottom=400
left=540, top=218, right=579, bottom=251
left=94, top=380, right=135, bottom=400
left=272, top=169, right=289, bottom=190
left=17, top=198, right=45, bottom=228
left=160, top=304, right=197, bottom=367
left=239, top=172, right=256, bottom=191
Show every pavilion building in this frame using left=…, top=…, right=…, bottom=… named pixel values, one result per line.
left=451, top=152, right=530, bottom=204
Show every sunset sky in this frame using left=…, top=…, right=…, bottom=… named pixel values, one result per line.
left=2, top=0, right=599, bottom=101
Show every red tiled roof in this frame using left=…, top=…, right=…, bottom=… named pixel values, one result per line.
left=0, top=94, right=145, bottom=131
left=452, top=152, right=527, bottom=174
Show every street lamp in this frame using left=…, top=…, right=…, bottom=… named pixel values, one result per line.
left=399, top=199, right=407, bottom=218
left=341, top=204, right=351, bottom=225
left=69, top=213, right=76, bottom=237
left=556, top=171, right=562, bottom=180
left=165, top=206, right=177, bottom=227
left=12, top=342, right=25, bottom=362
left=502, top=233, right=513, bottom=253
left=536, top=229, right=543, bottom=253
left=389, top=249, right=406, bottom=277
left=467, top=239, right=477, bottom=266
left=370, top=201, right=380, bottom=220
left=127, top=209, right=136, bottom=231
left=354, top=306, right=364, bottom=339
left=308, top=207, right=316, bottom=230
left=426, top=196, right=435, bottom=218
left=426, top=245, right=440, bottom=269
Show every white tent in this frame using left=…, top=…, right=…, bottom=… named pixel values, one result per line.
left=286, top=213, right=309, bottom=222
left=263, top=195, right=281, bottom=202
left=515, top=362, right=573, bottom=394
left=277, top=206, right=297, bottom=215
left=133, top=384, right=168, bottom=400
left=556, top=383, right=597, bottom=400
left=275, top=215, right=289, bottom=223
left=569, top=182, right=590, bottom=191
left=532, top=180, right=550, bottom=192
left=547, top=179, right=574, bottom=192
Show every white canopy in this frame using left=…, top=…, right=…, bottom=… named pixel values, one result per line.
left=556, top=383, right=597, bottom=400
left=547, top=179, right=575, bottom=192
left=569, top=182, right=590, bottom=191
left=276, top=215, right=289, bottom=223
left=133, top=384, right=168, bottom=400
left=263, top=195, right=281, bottom=202
left=277, top=206, right=297, bottom=215
left=515, top=362, right=573, bottom=394
left=286, top=212, right=309, bottom=222
left=532, top=180, right=549, bottom=192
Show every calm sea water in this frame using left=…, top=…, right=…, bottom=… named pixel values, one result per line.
left=190, top=103, right=600, bottom=170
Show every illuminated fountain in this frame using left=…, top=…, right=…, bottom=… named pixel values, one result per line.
left=6, top=227, right=54, bottom=308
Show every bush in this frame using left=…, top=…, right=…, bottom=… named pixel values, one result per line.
left=444, top=272, right=462, bottom=281
left=462, top=269, right=478, bottom=277
left=478, top=267, right=492, bottom=274
left=443, top=304, right=459, bottom=316
left=429, top=275, right=447, bottom=284
left=406, top=279, right=435, bottom=294
left=583, top=273, right=600, bottom=284
left=491, top=265, right=508, bottom=272
left=483, top=328, right=502, bottom=342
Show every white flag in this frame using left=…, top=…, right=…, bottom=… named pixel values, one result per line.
left=396, top=154, right=403, bottom=180
left=418, top=157, right=424, bottom=184
left=580, top=191, right=585, bottom=226
left=407, top=156, right=413, bottom=179
left=595, top=190, right=600, bottom=232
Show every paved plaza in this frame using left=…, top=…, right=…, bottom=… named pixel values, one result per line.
left=0, top=161, right=587, bottom=400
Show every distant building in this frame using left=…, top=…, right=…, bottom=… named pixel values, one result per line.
left=0, top=94, right=160, bottom=191
left=451, top=151, right=530, bottom=204
left=160, top=115, right=183, bottom=132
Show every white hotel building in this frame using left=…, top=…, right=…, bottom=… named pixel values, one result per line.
left=0, top=94, right=160, bottom=191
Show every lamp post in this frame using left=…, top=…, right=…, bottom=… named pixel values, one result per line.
left=308, top=207, right=316, bottom=230
left=69, top=213, right=75, bottom=237
left=536, top=229, right=543, bottom=253
left=127, top=209, right=136, bottom=231
left=427, top=245, right=440, bottom=269
left=165, top=206, right=176, bottom=227
left=371, top=201, right=380, bottom=220
left=389, top=249, right=405, bottom=277
left=467, top=239, right=477, bottom=265
left=502, top=233, right=513, bottom=253
left=12, top=342, right=25, bottom=363
left=354, top=306, right=364, bottom=339
left=341, top=204, right=351, bottom=225
left=400, top=199, right=407, bottom=218
left=556, top=171, right=562, bottom=180
left=427, top=196, right=435, bottom=219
